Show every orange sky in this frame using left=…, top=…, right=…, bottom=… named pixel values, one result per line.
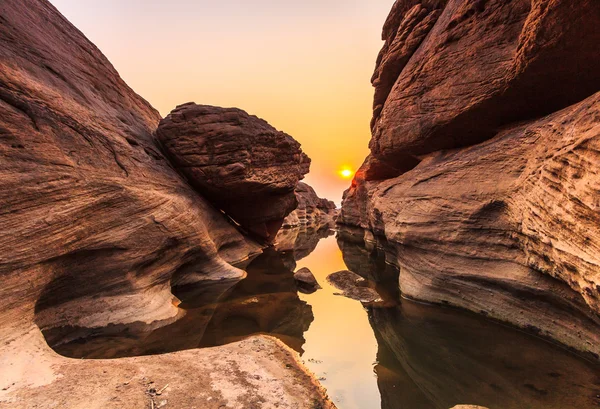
left=50, top=0, right=394, bottom=204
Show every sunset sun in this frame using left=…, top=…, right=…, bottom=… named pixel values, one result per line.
left=339, top=167, right=354, bottom=179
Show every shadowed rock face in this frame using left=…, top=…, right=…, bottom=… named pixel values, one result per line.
left=0, top=0, right=262, bottom=342
left=337, top=232, right=600, bottom=409
left=46, top=248, right=314, bottom=359
left=157, top=103, right=311, bottom=242
left=370, top=0, right=600, bottom=163
left=0, top=2, right=334, bottom=408
left=283, top=182, right=337, bottom=228
left=341, top=0, right=600, bottom=358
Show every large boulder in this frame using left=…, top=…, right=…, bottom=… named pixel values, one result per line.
left=340, top=0, right=600, bottom=359
left=157, top=103, right=310, bottom=242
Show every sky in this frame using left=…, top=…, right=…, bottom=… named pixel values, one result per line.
left=49, top=0, right=395, bottom=205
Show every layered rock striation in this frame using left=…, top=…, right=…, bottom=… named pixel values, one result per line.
left=157, top=103, right=310, bottom=242
left=282, top=182, right=337, bottom=229
left=0, top=1, right=332, bottom=407
left=341, top=0, right=600, bottom=358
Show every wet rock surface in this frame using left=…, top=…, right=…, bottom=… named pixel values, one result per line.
left=341, top=0, right=600, bottom=358
left=47, top=234, right=319, bottom=359
left=157, top=103, right=311, bottom=242
left=327, top=270, right=384, bottom=305
left=337, top=233, right=600, bottom=409
left=294, top=267, right=322, bottom=294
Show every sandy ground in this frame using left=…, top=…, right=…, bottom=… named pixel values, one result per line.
left=0, top=326, right=335, bottom=409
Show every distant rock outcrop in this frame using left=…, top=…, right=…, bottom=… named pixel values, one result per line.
left=157, top=103, right=310, bottom=242
left=282, top=182, right=337, bottom=229
left=340, top=0, right=600, bottom=359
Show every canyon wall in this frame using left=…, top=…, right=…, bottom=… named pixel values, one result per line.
left=0, top=1, right=332, bottom=407
left=340, top=0, right=600, bottom=358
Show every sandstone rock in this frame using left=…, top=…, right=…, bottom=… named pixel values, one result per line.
left=0, top=1, right=331, bottom=407
left=274, top=224, right=335, bottom=262
left=294, top=267, right=322, bottom=294
left=370, top=0, right=600, bottom=163
left=327, top=270, right=384, bottom=305
left=0, top=0, right=262, bottom=340
left=156, top=103, right=310, bottom=242
left=282, top=182, right=337, bottom=229
left=341, top=0, right=600, bottom=358
left=343, top=92, right=600, bottom=358
left=338, top=234, right=600, bottom=409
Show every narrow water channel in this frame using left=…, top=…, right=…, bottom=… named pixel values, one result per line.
left=43, top=228, right=600, bottom=409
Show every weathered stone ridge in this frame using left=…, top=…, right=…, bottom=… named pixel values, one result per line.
left=369, top=0, right=600, bottom=174
left=0, top=1, right=333, bottom=407
left=341, top=0, right=600, bottom=358
left=157, top=103, right=311, bottom=242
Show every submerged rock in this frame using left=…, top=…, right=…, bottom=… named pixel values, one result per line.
left=327, top=270, right=383, bottom=304
left=340, top=0, right=600, bottom=358
left=157, top=103, right=310, bottom=242
left=294, top=267, right=321, bottom=294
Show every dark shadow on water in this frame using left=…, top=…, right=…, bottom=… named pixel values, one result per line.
left=336, top=227, right=600, bottom=409
left=42, top=226, right=333, bottom=359
left=38, top=224, right=600, bottom=409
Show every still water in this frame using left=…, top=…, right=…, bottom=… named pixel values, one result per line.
left=43, top=228, right=600, bottom=409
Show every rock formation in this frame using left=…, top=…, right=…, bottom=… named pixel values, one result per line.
left=0, top=1, right=333, bottom=407
left=157, top=103, right=311, bottom=242
left=282, top=182, right=337, bottom=229
left=327, top=270, right=385, bottom=305
left=340, top=0, right=600, bottom=358
left=294, top=267, right=322, bottom=294
left=337, top=234, right=600, bottom=409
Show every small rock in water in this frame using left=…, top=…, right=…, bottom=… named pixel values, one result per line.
left=326, top=270, right=383, bottom=304
left=294, top=267, right=321, bottom=294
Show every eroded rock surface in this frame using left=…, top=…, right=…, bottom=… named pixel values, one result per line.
left=341, top=0, right=600, bottom=358
left=157, top=103, right=310, bottom=242
left=0, top=1, right=332, bottom=407
left=337, top=233, right=600, bottom=409
left=282, top=182, right=337, bottom=229
left=294, top=267, right=322, bottom=294
left=327, top=270, right=384, bottom=305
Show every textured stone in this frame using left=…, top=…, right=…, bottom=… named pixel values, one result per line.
left=282, top=182, right=337, bottom=229
left=0, top=1, right=332, bottom=407
left=338, top=233, right=600, bottom=409
left=369, top=0, right=600, bottom=170
left=294, top=267, right=322, bottom=294
left=327, top=270, right=384, bottom=305
left=157, top=103, right=310, bottom=242
left=341, top=0, right=600, bottom=358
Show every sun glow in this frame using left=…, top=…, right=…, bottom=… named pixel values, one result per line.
left=339, top=167, right=354, bottom=179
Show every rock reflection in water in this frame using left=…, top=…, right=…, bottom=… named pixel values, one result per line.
left=336, top=227, right=600, bottom=409
left=43, top=227, right=329, bottom=359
